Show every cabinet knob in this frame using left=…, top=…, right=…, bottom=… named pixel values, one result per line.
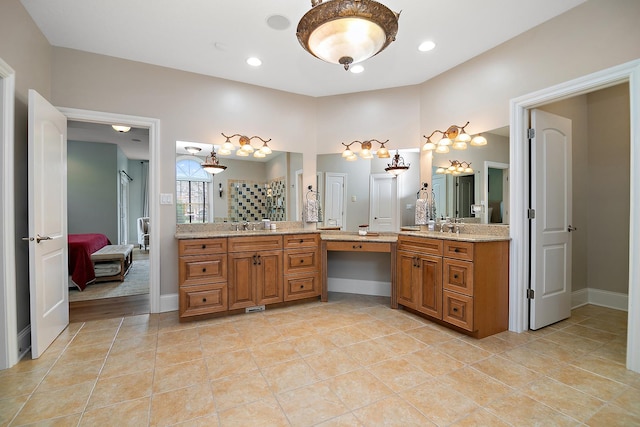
left=300, top=259, right=304, bottom=263
left=453, top=274, right=458, bottom=279
left=202, top=244, right=206, bottom=249
left=300, top=285, right=304, bottom=289
left=452, top=307, right=458, bottom=312
left=299, top=239, right=304, bottom=243
left=352, top=245, right=362, bottom=249
left=454, top=248, right=460, bottom=252
left=202, top=268, right=207, bottom=273
left=202, top=298, right=207, bottom=303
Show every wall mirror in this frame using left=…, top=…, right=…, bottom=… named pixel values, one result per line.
left=175, top=141, right=303, bottom=224
left=316, top=149, right=420, bottom=232
left=431, top=127, right=509, bottom=224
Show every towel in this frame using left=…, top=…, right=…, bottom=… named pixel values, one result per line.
left=415, top=198, right=428, bottom=225
left=304, top=199, right=319, bottom=223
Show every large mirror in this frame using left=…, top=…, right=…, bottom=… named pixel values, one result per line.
left=316, top=149, right=421, bottom=232
left=431, top=127, right=509, bottom=224
left=175, top=141, right=303, bottom=224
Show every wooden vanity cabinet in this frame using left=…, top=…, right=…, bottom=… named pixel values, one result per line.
left=283, top=233, right=321, bottom=301
left=228, top=235, right=283, bottom=310
left=178, top=238, right=228, bottom=319
left=397, top=237, right=443, bottom=319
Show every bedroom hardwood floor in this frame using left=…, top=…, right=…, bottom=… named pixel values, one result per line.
left=69, top=294, right=149, bottom=322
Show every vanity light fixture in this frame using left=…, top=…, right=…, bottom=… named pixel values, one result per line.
left=435, top=160, right=473, bottom=175
left=296, top=0, right=400, bottom=71
left=201, top=146, right=227, bottom=174
left=341, top=139, right=390, bottom=160
left=219, top=133, right=273, bottom=158
left=423, top=122, right=486, bottom=153
left=385, top=150, right=410, bottom=176
left=184, top=146, right=202, bottom=155
left=112, top=125, right=131, bottom=133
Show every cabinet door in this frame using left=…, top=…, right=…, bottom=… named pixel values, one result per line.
left=228, top=252, right=257, bottom=310
left=417, top=255, right=442, bottom=319
left=256, top=250, right=283, bottom=305
left=284, top=272, right=320, bottom=301
left=284, top=247, right=319, bottom=275
left=179, top=254, right=227, bottom=287
left=397, top=251, right=418, bottom=309
left=443, top=258, right=474, bottom=296
left=180, top=283, right=228, bottom=317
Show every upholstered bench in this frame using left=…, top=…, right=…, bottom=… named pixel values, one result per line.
left=91, top=244, right=134, bottom=282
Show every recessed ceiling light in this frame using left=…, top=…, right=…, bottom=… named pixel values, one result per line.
left=266, top=15, right=290, bottom=31
left=247, top=57, right=262, bottom=67
left=350, top=65, right=364, bottom=74
left=112, top=125, right=131, bottom=133
left=418, top=40, right=436, bottom=52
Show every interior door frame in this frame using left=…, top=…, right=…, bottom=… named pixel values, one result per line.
left=510, top=59, right=640, bottom=372
left=484, top=161, right=509, bottom=224
left=0, top=58, right=17, bottom=369
left=59, top=107, right=161, bottom=314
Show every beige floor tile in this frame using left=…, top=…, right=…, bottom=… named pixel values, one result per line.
left=288, top=334, right=338, bottom=357
left=0, top=352, right=57, bottom=375
left=150, top=382, right=215, bottom=427
left=571, top=354, right=640, bottom=389
left=80, top=397, right=150, bottom=426
left=578, top=317, right=628, bottom=334
left=239, top=326, right=285, bottom=347
left=523, top=377, right=605, bottom=422
left=562, top=324, right=619, bottom=343
left=543, top=330, right=606, bottom=353
left=401, top=347, right=465, bottom=377
left=435, top=339, right=493, bottom=364
left=157, top=327, right=200, bottom=349
left=36, top=358, right=104, bottom=392
left=277, top=382, right=348, bottom=427
left=611, top=385, right=640, bottom=418
left=87, top=369, right=153, bottom=410
left=440, top=367, right=513, bottom=406
left=324, top=325, right=371, bottom=347
left=520, top=338, right=587, bottom=362
left=590, top=340, right=628, bottom=364
left=157, top=316, right=199, bottom=334
left=217, top=396, right=289, bottom=427
left=275, top=319, right=319, bottom=339
left=399, top=378, right=479, bottom=425
left=120, top=313, right=159, bottom=328
left=343, top=339, right=395, bottom=366
left=323, top=369, right=393, bottom=410
left=109, top=333, right=158, bottom=356
left=211, top=370, right=272, bottom=411
left=353, top=395, right=435, bottom=426
left=493, top=330, right=537, bottom=346
left=315, top=412, right=364, bottom=427
left=77, top=317, right=122, bottom=333
left=369, top=312, right=426, bottom=331
left=0, top=395, right=28, bottom=426
left=485, top=392, right=579, bottom=426
left=0, top=369, right=48, bottom=398
left=153, top=358, right=208, bottom=394
left=197, top=322, right=238, bottom=340
left=586, top=403, right=640, bottom=427
left=100, top=349, right=156, bottom=379
left=171, top=413, right=220, bottom=426
left=548, top=364, right=626, bottom=401
left=205, top=349, right=259, bottom=381
left=249, top=340, right=301, bottom=369
left=367, top=357, right=431, bottom=392
left=500, top=345, right=566, bottom=375
left=200, top=333, right=247, bottom=356
left=12, top=380, right=93, bottom=425
left=459, top=334, right=518, bottom=354
left=155, top=341, right=203, bottom=367
left=354, top=318, right=401, bottom=339
left=68, top=327, right=117, bottom=348
left=471, top=355, right=540, bottom=388
left=55, top=341, right=111, bottom=365
left=261, top=358, right=319, bottom=393
left=373, top=332, right=425, bottom=356
left=450, top=408, right=511, bottom=427
left=263, top=309, right=305, bottom=327
left=305, top=347, right=360, bottom=380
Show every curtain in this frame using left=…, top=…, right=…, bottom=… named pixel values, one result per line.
left=141, top=161, right=149, bottom=217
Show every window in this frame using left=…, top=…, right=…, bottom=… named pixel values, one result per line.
left=176, top=158, right=212, bottom=223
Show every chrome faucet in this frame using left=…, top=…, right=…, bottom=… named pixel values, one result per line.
left=242, top=221, right=249, bottom=231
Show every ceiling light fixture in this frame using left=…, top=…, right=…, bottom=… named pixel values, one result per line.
left=220, top=133, right=273, bottom=158
left=385, top=150, right=410, bottom=175
left=112, top=125, right=131, bottom=133
left=184, top=146, right=202, bottom=154
left=247, top=57, right=262, bottom=67
left=341, top=139, right=390, bottom=160
left=350, top=65, right=365, bottom=74
left=201, top=146, right=227, bottom=174
left=418, top=40, right=436, bottom=52
left=296, top=0, right=400, bottom=71
left=423, top=122, right=487, bottom=154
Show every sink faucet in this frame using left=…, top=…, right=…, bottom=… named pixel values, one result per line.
left=242, top=221, right=249, bottom=231
left=454, top=218, right=463, bottom=234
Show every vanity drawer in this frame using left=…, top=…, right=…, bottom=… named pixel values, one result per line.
left=443, top=258, right=473, bottom=296
left=179, top=283, right=228, bottom=317
left=397, top=236, right=443, bottom=256
left=179, top=238, right=227, bottom=256
left=324, top=241, right=391, bottom=252
left=443, top=240, right=474, bottom=261
left=443, top=290, right=474, bottom=331
left=179, top=254, right=227, bottom=286
left=228, top=235, right=283, bottom=252
left=283, top=233, right=320, bottom=249
left=284, top=247, right=319, bottom=275
left=284, top=272, right=320, bottom=301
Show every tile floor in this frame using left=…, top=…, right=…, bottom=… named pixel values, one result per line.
left=1, top=293, right=639, bottom=426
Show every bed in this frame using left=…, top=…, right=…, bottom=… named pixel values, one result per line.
left=68, top=233, right=111, bottom=290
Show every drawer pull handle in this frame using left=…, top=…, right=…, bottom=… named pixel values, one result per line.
left=202, top=268, right=207, bottom=273
left=202, top=298, right=207, bottom=302
left=353, top=245, right=362, bottom=249
left=300, top=260, right=304, bottom=263
left=300, top=285, right=304, bottom=289
left=452, top=307, right=458, bottom=312
left=454, top=248, right=460, bottom=252
left=453, top=274, right=458, bottom=279
left=299, top=239, right=304, bottom=243
left=202, top=244, right=206, bottom=249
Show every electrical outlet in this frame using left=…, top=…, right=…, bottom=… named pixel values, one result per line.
left=246, top=305, right=265, bottom=313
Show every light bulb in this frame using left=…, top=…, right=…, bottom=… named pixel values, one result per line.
left=471, top=135, right=488, bottom=146
left=422, top=140, right=436, bottom=151
left=439, top=137, right=452, bottom=146
left=435, top=145, right=449, bottom=154
left=452, top=141, right=467, bottom=150
left=342, top=148, right=353, bottom=158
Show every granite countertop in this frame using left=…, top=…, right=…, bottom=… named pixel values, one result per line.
left=397, top=230, right=510, bottom=242
left=174, top=228, right=319, bottom=239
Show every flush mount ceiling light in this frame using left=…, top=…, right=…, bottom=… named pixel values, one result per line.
left=219, top=133, right=273, bottom=158
left=341, top=139, right=390, bottom=160
left=201, top=146, right=227, bottom=174
left=435, top=160, right=473, bottom=175
left=385, top=150, right=410, bottom=175
left=184, top=146, right=202, bottom=154
left=422, top=122, right=487, bottom=154
left=296, top=0, right=400, bottom=71
left=112, top=125, right=131, bottom=133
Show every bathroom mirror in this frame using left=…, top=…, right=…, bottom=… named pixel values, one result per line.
left=431, top=127, right=510, bottom=224
left=316, top=149, right=420, bottom=232
left=175, top=141, right=303, bottom=224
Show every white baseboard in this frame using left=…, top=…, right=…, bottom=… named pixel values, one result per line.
left=572, top=288, right=628, bottom=311
left=327, top=278, right=391, bottom=297
left=160, top=293, right=179, bottom=313
left=17, top=325, right=30, bottom=361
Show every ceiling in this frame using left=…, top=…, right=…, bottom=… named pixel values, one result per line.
left=67, top=121, right=149, bottom=160
left=22, top=0, right=584, bottom=98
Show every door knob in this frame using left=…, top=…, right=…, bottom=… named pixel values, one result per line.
left=568, top=225, right=577, bottom=232
left=22, top=234, right=52, bottom=243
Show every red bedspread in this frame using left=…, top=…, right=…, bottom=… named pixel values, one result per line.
left=68, top=233, right=110, bottom=290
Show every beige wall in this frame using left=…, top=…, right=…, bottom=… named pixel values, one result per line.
left=0, top=0, right=52, bottom=331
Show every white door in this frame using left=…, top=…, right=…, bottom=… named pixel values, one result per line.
left=456, top=175, right=474, bottom=218
left=324, top=173, right=346, bottom=228
left=369, top=173, right=397, bottom=231
left=431, top=173, right=446, bottom=219
left=27, top=90, right=68, bottom=358
left=530, top=109, right=573, bottom=330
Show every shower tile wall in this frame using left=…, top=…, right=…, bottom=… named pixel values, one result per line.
left=228, top=178, right=285, bottom=222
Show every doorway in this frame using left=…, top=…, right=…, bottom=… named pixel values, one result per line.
left=510, top=60, right=640, bottom=372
